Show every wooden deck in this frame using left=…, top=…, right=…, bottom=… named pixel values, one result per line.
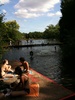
left=0, top=61, right=74, bottom=100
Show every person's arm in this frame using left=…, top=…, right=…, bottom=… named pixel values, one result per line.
left=1, top=67, right=5, bottom=78
left=24, top=62, right=29, bottom=73
left=5, top=65, right=13, bottom=72
left=8, top=65, right=12, bottom=70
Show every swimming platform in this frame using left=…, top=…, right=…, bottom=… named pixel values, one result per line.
left=0, top=60, right=75, bottom=100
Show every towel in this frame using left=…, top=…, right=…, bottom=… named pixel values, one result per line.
left=27, top=83, right=39, bottom=97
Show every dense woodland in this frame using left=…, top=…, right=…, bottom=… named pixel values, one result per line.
left=0, top=0, right=75, bottom=76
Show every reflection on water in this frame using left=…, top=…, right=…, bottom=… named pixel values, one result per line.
left=2, top=39, right=62, bottom=83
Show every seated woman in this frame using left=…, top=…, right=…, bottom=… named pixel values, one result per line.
left=0, top=59, right=14, bottom=78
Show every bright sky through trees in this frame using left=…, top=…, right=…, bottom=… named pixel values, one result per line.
left=0, top=0, right=62, bottom=33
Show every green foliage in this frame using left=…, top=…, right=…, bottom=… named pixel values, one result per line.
left=59, top=0, right=75, bottom=73
left=59, top=0, right=75, bottom=42
left=0, top=12, right=6, bottom=60
left=28, top=31, right=43, bottom=39
left=0, top=12, right=23, bottom=50
left=5, top=20, right=19, bottom=30
left=5, top=20, right=23, bottom=42
left=22, top=24, right=60, bottom=40
left=43, top=24, right=60, bottom=39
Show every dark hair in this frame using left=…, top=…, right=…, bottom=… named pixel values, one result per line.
left=15, top=66, right=23, bottom=76
left=2, top=59, right=7, bottom=64
left=19, top=57, right=25, bottom=62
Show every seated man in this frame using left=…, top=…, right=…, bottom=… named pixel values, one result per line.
left=19, top=57, right=30, bottom=74
left=13, top=57, right=30, bottom=93
left=14, top=65, right=30, bottom=94
left=0, top=59, right=14, bottom=78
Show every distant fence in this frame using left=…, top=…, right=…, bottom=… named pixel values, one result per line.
left=8, top=42, right=62, bottom=48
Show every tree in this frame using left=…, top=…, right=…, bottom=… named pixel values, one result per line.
left=29, top=31, right=43, bottom=39
left=5, top=20, right=22, bottom=42
left=0, top=6, right=7, bottom=60
left=59, top=0, right=75, bottom=42
left=0, top=11, right=7, bottom=45
left=59, top=0, right=75, bottom=74
left=43, top=24, right=60, bottom=39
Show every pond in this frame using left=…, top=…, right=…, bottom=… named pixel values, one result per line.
left=2, top=39, right=75, bottom=92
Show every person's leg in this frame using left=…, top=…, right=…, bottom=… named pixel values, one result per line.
left=20, top=74, right=28, bottom=88
left=24, top=79, right=30, bottom=94
left=3, top=73, right=14, bottom=78
left=21, top=74, right=30, bottom=94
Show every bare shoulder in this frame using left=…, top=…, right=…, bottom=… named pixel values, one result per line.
left=1, top=64, right=5, bottom=68
left=24, top=61, right=29, bottom=64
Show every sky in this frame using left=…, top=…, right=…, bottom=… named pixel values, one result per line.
left=0, top=0, right=62, bottom=33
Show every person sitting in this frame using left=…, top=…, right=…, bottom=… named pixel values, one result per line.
left=0, top=59, right=14, bottom=78
left=12, top=57, right=30, bottom=93
left=14, top=65, right=30, bottom=94
left=19, top=57, right=30, bottom=75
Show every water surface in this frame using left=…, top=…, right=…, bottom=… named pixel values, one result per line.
left=2, top=39, right=75, bottom=92
left=2, top=39, right=62, bottom=84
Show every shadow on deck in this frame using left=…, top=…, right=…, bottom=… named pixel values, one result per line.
left=0, top=60, right=74, bottom=100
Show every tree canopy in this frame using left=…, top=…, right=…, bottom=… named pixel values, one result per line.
left=5, top=20, right=22, bottom=42
left=59, top=0, right=75, bottom=74
left=43, top=24, right=60, bottom=39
